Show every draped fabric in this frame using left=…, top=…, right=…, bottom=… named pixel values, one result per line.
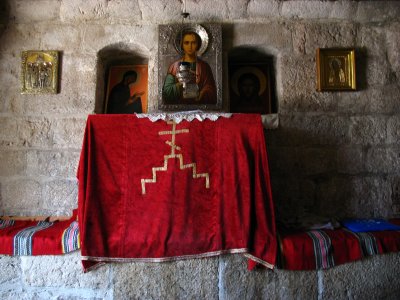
left=278, top=224, right=400, bottom=270
left=0, top=211, right=79, bottom=256
left=77, top=114, right=276, bottom=272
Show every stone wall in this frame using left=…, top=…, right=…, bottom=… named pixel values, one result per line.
left=1, top=0, right=400, bottom=299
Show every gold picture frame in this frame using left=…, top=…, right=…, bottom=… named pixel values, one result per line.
left=20, top=50, right=59, bottom=94
left=316, top=48, right=356, bottom=91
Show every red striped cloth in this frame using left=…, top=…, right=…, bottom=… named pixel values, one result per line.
left=278, top=222, right=400, bottom=270
left=0, top=210, right=79, bottom=256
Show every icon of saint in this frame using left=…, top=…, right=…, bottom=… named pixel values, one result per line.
left=107, top=70, right=144, bottom=114
left=328, top=58, right=346, bottom=86
left=162, top=30, right=217, bottom=104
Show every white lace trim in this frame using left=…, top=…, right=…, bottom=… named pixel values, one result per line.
left=136, top=110, right=232, bottom=123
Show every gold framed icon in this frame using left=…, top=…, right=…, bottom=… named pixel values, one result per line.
left=20, top=50, right=59, bottom=94
left=316, top=48, right=356, bottom=91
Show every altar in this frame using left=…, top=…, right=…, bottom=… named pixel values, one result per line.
left=77, top=113, right=276, bottom=272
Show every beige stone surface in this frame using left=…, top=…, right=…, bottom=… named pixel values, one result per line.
left=112, top=257, right=219, bottom=299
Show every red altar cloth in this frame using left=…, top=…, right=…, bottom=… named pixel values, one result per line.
left=78, top=114, right=276, bottom=272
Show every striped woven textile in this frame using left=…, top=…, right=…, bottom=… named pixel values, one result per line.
left=0, top=211, right=80, bottom=256
left=0, top=219, right=15, bottom=229
left=307, top=230, right=335, bottom=269
left=278, top=222, right=400, bottom=270
left=14, top=221, right=54, bottom=255
left=344, top=230, right=379, bottom=257
left=62, top=220, right=80, bottom=254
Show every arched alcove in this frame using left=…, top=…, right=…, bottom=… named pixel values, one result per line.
left=95, top=43, right=149, bottom=114
left=228, top=46, right=278, bottom=114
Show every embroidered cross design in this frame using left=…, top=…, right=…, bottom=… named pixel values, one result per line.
left=141, top=121, right=210, bottom=195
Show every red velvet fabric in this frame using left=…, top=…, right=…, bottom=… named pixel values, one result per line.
left=77, top=114, right=276, bottom=272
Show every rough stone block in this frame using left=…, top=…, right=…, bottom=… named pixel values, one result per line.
left=63, top=53, right=98, bottom=74
left=338, top=86, right=400, bottom=115
left=103, top=0, right=142, bottom=24
left=0, top=52, right=19, bottom=82
left=271, top=175, right=309, bottom=208
left=0, top=117, right=19, bottom=147
left=0, top=256, right=21, bottom=284
left=386, top=23, right=400, bottom=79
left=37, top=24, right=81, bottom=52
left=0, top=287, right=25, bottom=300
left=247, top=0, right=280, bottom=18
left=315, top=177, right=356, bottom=218
left=270, top=146, right=337, bottom=177
left=42, top=179, right=78, bottom=214
left=366, top=147, right=400, bottom=174
left=12, top=0, right=61, bottom=23
left=365, top=55, right=391, bottom=87
left=1, top=178, right=41, bottom=212
left=275, top=114, right=350, bottom=147
left=79, top=24, right=156, bottom=56
left=349, top=116, right=387, bottom=146
left=226, top=0, right=250, bottom=19
left=18, top=117, right=53, bottom=148
left=0, top=150, right=26, bottom=177
left=227, top=23, right=292, bottom=52
left=21, top=252, right=110, bottom=289
left=136, top=0, right=181, bottom=22
left=356, top=1, right=400, bottom=22
left=337, top=146, right=364, bottom=174
left=344, top=176, right=392, bottom=218
left=387, top=115, right=400, bottom=144
left=60, top=0, right=131, bottom=24
left=0, top=288, right=112, bottom=300
left=22, top=94, right=93, bottom=116
left=282, top=1, right=331, bottom=19
left=358, top=25, right=387, bottom=58
left=279, top=55, right=338, bottom=113
left=51, top=117, right=87, bottom=149
left=112, top=257, right=219, bottom=299
left=220, top=254, right=318, bottom=299
left=0, top=24, right=41, bottom=52
left=291, top=22, right=357, bottom=55
left=27, top=150, right=80, bottom=178
left=321, top=253, right=400, bottom=299
left=297, top=147, right=337, bottom=175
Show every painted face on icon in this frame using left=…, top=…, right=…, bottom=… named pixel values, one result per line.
left=182, top=33, right=198, bottom=57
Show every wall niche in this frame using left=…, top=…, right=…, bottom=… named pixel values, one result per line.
left=228, top=47, right=278, bottom=114
left=95, top=44, right=149, bottom=114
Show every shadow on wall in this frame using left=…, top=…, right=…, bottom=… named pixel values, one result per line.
left=265, top=116, right=395, bottom=229
left=0, top=1, right=10, bottom=37
left=95, top=43, right=148, bottom=114
left=265, top=125, right=348, bottom=229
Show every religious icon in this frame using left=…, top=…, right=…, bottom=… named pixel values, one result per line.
left=20, top=50, right=59, bottom=94
left=229, top=63, right=272, bottom=114
left=105, top=65, right=148, bottom=114
left=316, top=48, right=356, bottom=91
left=158, top=24, right=222, bottom=111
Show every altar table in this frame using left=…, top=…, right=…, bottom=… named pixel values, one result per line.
left=77, top=114, right=276, bottom=272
